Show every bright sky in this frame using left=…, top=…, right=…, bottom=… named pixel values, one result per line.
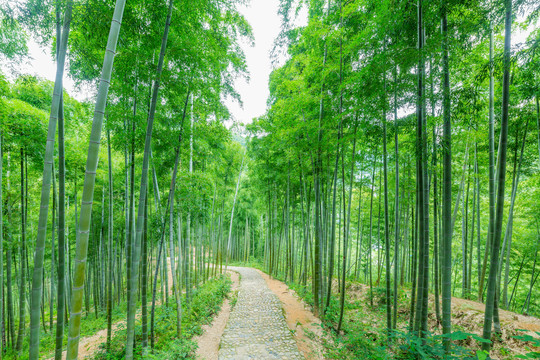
left=226, top=0, right=283, bottom=126
left=13, top=1, right=534, bottom=128
left=8, top=0, right=305, bottom=128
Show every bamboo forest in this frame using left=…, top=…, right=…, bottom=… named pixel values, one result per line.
left=0, top=0, right=539, bottom=358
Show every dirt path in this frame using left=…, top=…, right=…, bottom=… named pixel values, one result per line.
left=194, top=270, right=240, bottom=360
left=194, top=267, right=324, bottom=360
left=218, top=267, right=304, bottom=359
left=257, top=270, right=325, bottom=360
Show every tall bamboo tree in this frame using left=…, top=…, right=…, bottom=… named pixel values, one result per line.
left=125, top=1, right=173, bottom=357
left=65, top=0, right=127, bottom=357
left=28, top=2, right=73, bottom=358
left=441, top=0, right=452, bottom=351
left=106, top=126, right=113, bottom=349
left=482, top=0, right=512, bottom=351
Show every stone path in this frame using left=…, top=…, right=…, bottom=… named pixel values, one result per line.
left=218, top=267, right=304, bottom=360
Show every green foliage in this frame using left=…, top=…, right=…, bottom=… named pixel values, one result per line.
left=513, top=331, right=540, bottom=359
left=0, top=6, right=28, bottom=60
left=10, top=75, right=54, bottom=111
left=392, top=330, right=476, bottom=359
left=181, top=275, right=232, bottom=336
left=0, top=301, right=130, bottom=360
left=92, top=275, right=232, bottom=360
left=0, top=97, right=48, bottom=161
left=145, top=339, right=198, bottom=360
left=287, top=282, right=386, bottom=359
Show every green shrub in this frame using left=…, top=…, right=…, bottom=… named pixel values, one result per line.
left=92, top=274, right=232, bottom=360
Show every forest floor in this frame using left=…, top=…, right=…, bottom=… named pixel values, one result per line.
left=448, top=296, right=540, bottom=356
left=44, top=265, right=539, bottom=359
left=45, top=257, right=179, bottom=360
left=343, top=281, right=540, bottom=359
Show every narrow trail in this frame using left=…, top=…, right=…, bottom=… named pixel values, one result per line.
left=47, top=265, right=324, bottom=360
left=195, top=267, right=324, bottom=360
left=218, top=267, right=305, bottom=360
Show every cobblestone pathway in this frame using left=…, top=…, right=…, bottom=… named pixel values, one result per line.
left=218, top=267, right=304, bottom=360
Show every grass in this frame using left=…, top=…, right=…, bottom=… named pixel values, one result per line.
left=270, top=272, right=501, bottom=359
left=3, top=299, right=130, bottom=360
left=287, top=280, right=388, bottom=359
left=91, top=274, right=232, bottom=360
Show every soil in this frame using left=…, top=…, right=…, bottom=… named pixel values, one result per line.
left=194, top=270, right=240, bottom=360
left=448, top=296, right=540, bottom=358
left=257, top=269, right=325, bottom=360
left=345, top=280, right=540, bottom=359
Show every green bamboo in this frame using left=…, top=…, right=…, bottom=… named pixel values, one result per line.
left=150, top=86, right=190, bottom=349
left=141, top=193, right=148, bottom=350
left=169, top=198, right=182, bottom=337
left=441, top=0, right=452, bottom=352
left=125, top=1, right=173, bottom=357
left=55, top=66, right=67, bottom=360
left=482, top=0, right=512, bottom=351
left=28, top=2, right=73, bottom=358
left=16, top=150, right=25, bottom=353
left=225, top=153, right=245, bottom=270
left=0, top=134, right=3, bottom=359
left=65, top=0, right=126, bottom=357
left=393, top=67, right=400, bottom=330
left=106, top=127, right=113, bottom=349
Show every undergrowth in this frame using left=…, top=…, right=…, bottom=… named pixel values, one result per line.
left=3, top=300, right=129, bottom=360
left=91, top=274, right=232, bottom=360
left=285, top=277, right=539, bottom=359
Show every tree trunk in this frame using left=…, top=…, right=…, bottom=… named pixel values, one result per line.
left=501, top=119, right=529, bottom=308
left=523, top=225, right=539, bottom=314
left=324, top=129, right=341, bottom=312
left=393, top=68, right=400, bottom=330
left=55, top=89, right=67, bottom=360
left=29, top=2, right=73, bottom=357
left=106, top=127, right=114, bottom=349
left=479, top=25, right=496, bottom=303
left=65, top=0, right=126, bottom=357
left=368, top=149, right=377, bottom=307
left=482, top=0, right=512, bottom=350
left=149, top=87, right=190, bottom=349
left=169, top=202, right=182, bottom=337
left=225, top=153, right=245, bottom=270
left=508, top=254, right=526, bottom=310
left=433, top=125, right=441, bottom=325
left=125, top=2, right=173, bottom=357
left=414, top=0, right=429, bottom=336
left=441, top=0, right=452, bottom=351
left=383, top=99, right=392, bottom=334
left=16, top=149, right=25, bottom=353
left=337, top=124, right=356, bottom=332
